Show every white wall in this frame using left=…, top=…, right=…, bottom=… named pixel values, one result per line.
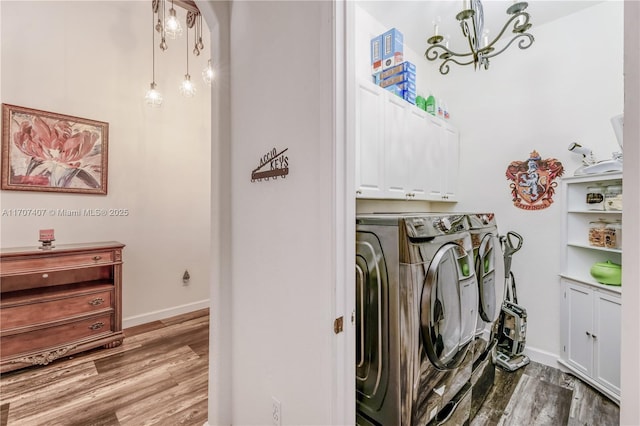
left=227, top=1, right=336, bottom=424
left=0, top=1, right=212, bottom=325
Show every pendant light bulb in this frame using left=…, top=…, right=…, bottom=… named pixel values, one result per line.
left=146, top=82, right=163, bottom=107
left=179, top=20, right=195, bottom=98
left=202, top=59, right=215, bottom=86
left=165, top=5, right=183, bottom=39
left=180, top=75, right=196, bottom=97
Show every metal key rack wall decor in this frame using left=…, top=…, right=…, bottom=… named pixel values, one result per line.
left=251, top=147, right=289, bottom=182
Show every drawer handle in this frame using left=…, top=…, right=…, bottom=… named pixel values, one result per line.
left=88, top=298, right=104, bottom=306
left=89, top=322, right=105, bottom=331
left=92, top=255, right=102, bottom=261
left=42, top=273, right=49, bottom=278
left=586, top=331, right=591, bottom=337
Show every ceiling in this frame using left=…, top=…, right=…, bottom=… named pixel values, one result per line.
left=358, top=0, right=603, bottom=55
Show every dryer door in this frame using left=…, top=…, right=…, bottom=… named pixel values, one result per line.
left=420, top=242, right=477, bottom=370
left=476, top=234, right=506, bottom=323
left=355, top=232, right=389, bottom=409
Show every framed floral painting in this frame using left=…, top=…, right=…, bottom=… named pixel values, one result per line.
left=1, top=104, right=108, bottom=194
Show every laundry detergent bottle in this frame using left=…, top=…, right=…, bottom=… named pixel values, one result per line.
left=426, top=93, right=436, bottom=116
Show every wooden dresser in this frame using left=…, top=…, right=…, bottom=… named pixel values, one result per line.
left=0, top=241, right=125, bottom=373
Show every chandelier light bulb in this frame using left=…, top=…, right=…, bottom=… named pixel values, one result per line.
left=165, top=7, right=183, bottom=39
left=202, top=60, right=215, bottom=86
left=145, top=82, right=163, bottom=107
left=180, top=74, right=196, bottom=97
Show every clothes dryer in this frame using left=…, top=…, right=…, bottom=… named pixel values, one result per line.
left=356, top=213, right=479, bottom=426
left=466, top=213, right=506, bottom=419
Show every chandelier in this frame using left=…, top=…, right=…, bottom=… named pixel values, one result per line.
left=425, top=0, right=534, bottom=75
left=146, top=0, right=213, bottom=105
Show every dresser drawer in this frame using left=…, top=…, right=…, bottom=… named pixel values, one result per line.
left=1, top=287, right=113, bottom=331
left=1, top=250, right=117, bottom=275
left=0, top=314, right=113, bottom=358
left=0, top=266, right=113, bottom=293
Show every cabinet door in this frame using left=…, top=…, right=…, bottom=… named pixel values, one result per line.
left=405, top=108, right=430, bottom=199
left=423, top=117, right=459, bottom=202
left=565, top=282, right=594, bottom=376
left=382, top=92, right=408, bottom=199
left=355, top=79, right=384, bottom=198
left=425, top=115, right=444, bottom=200
left=593, top=291, right=621, bottom=393
left=441, top=123, right=459, bottom=201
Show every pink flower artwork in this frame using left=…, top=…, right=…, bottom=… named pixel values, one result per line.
left=2, top=104, right=108, bottom=194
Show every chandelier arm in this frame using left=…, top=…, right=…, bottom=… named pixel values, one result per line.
left=444, top=56, right=476, bottom=67
left=439, top=56, right=478, bottom=75
left=515, top=12, right=532, bottom=31
left=439, top=61, right=451, bottom=75
left=460, top=20, right=477, bottom=55
left=485, top=12, right=529, bottom=49
left=469, top=12, right=479, bottom=52
left=425, top=44, right=474, bottom=61
left=462, top=18, right=480, bottom=68
left=484, top=32, right=534, bottom=59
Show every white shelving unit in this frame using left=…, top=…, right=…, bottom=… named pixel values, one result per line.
left=558, top=172, right=622, bottom=403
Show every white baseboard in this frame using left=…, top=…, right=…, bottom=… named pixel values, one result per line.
left=122, top=299, right=210, bottom=328
left=524, top=345, right=561, bottom=368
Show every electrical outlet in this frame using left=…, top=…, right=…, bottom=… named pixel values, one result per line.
left=271, top=396, right=281, bottom=426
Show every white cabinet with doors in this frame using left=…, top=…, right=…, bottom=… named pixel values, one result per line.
left=354, top=78, right=459, bottom=201
left=560, top=280, right=621, bottom=401
left=558, top=173, right=622, bottom=403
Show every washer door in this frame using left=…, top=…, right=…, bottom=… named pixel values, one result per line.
left=476, top=234, right=506, bottom=323
left=355, top=232, right=389, bottom=408
left=420, top=242, right=477, bottom=370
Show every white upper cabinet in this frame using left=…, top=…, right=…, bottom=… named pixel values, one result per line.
left=425, top=116, right=459, bottom=202
left=405, top=107, right=432, bottom=199
left=383, top=90, right=410, bottom=199
left=355, top=79, right=385, bottom=198
left=355, top=79, right=459, bottom=202
left=440, top=122, right=460, bottom=201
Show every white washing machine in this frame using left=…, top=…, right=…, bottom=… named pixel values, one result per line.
left=356, top=213, right=479, bottom=426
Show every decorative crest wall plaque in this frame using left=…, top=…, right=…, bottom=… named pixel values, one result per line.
left=1, top=104, right=108, bottom=194
left=251, top=147, right=289, bottom=182
left=506, top=150, right=564, bottom=210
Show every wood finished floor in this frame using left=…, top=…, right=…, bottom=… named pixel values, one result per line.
left=0, top=309, right=209, bottom=426
left=472, top=361, right=619, bottom=426
left=1, top=309, right=619, bottom=425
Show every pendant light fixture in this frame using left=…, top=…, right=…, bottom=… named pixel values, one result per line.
left=145, top=1, right=163, bottom=106
left=180, top=25, right=196, bottom=97
left=147, top=0, right=207, bottom=101
left=164, top=0, right=183, bottom=39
